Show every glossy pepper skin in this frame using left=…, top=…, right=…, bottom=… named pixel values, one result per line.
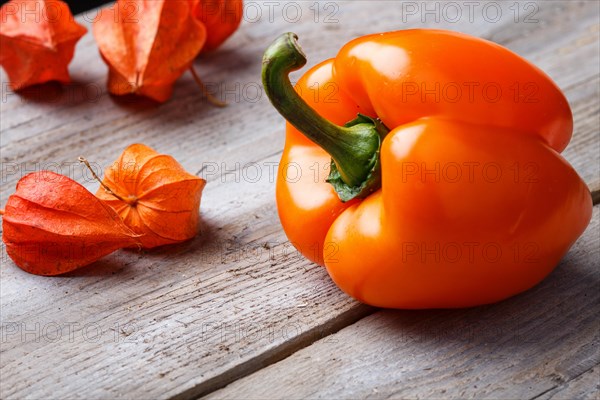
left=263, top=30, right=592, bottom=309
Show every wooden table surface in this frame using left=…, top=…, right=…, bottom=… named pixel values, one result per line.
left=1, top=1, right=599, bottom=399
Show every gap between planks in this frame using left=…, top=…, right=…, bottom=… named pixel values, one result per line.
left=170, top=304, right=375, bottom=400
left=534, top=367, right=600, bottom=400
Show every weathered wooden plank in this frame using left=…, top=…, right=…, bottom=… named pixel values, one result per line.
left=0, top=1, right=598, bottom=399
left=207, top=207, right=600, bottom=400
left=539, top=367, right=600, bottom=400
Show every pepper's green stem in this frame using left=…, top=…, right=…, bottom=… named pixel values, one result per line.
left=262, top=33, right=389, bottom=201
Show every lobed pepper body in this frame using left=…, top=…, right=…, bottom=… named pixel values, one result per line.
left=266, top=30, right=592, bottom=308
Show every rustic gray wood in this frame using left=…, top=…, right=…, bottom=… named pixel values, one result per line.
left=207, top=207, right=600, bottom=400
left=0, top=1, right=598, bottom=399
left=540, top=367, right=600, bottom=400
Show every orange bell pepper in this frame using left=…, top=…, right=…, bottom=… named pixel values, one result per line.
left=262, top=31, right=592, bottom=309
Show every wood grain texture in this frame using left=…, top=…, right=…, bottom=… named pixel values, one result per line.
left=0, top=1, right=598, bottom=399
left=207, top=207, right=600, bottom=400
left=539, top=367, right=600, bottom=400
